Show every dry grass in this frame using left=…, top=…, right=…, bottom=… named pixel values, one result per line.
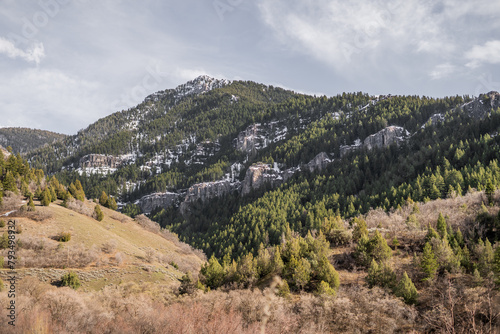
left=0, top=278, right=419, bottom=334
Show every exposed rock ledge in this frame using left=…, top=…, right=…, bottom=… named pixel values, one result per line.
left=340, top=126, right=410, bottom=157
left=79, top=154, right=123, bottom=169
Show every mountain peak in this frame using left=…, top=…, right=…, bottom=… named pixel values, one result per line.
left=174, top=75, right=230, bottom=101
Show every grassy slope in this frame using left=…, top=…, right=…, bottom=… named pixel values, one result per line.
left=0, top=200, right=204, bottom=291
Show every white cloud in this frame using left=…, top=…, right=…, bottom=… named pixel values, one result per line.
left=465, top=40, right=500, bottom=68
left=429, top=63, right=456, bottom=80
left=0, top=37, right=44, bottom=64
left=257, top=0, right=498, bottom=74
left=0, top=68, right=107, bottom=134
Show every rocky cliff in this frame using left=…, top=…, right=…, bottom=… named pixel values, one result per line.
left=462, top=91, right=500, bottom=120
left=138, top=192, right=180, bottom=214
left=306, top=152, right=331, bottom=172
left=79, top=154, right=123, bottom=169
left=340, top=126, right=409, bottom=157
left=363, top=126, right=409, bottom=150
left=234, top=122, right=289, bottom=155
left=180, top=180, right=240, bottom=214
left=241, top=164, right=284, bottom=195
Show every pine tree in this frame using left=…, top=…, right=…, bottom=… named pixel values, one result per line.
left=425, top=224, right=440, bottom=242
left=421, top=242, right=439, bottom=281
left=395, top=272, right=418, bottom=305
left=493, top=245, right=500, bottom=284
left=99, top=191, right=109, bottom=207
left=485, top=179, right=495, bottom=205
left=352, top=217, right=368, bottom=241
left=367, top=230, right=392, bottom=263
left=201, top=255, right=225, bottom=289
left=436, top=213, right=447, bottom=239
left=94, top=205, right=104, bottom=221
left=108, top=197, right=118, bottom=210
left=27, top=196, right=35, bottom=211
left=41, top=188, right=51, bottom=207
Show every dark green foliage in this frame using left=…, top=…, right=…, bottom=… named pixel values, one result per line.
left=60, top=271, right=80, bottom=289
left=0, top=127, right=65, bottom=154
left=355, top=230, right=392, bottom=266
left=421, top=242, right=439, bottom=281
left=200, top=255, right=225, bottom=289
left=436, top=213, right=447, bottom=239
left=178, top=272, right=196, bottom=295
left=394, top=272, right=418, bottom=305
left=0, top=220, right=5, bottom=228
left=486, top=179, right=495, bottom=205
left=352, top=217, right=368, bottom=242
left=366, top=260, right=397, bottom=289
left=122, top=203, right=141, bottom=218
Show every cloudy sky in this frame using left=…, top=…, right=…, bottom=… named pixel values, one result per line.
left=1, top=0, right=499, bottom=134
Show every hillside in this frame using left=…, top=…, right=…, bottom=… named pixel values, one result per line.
left=0, top=127, right=66, bottom=154
left=0, top=196, right=204, bottom=290
left=20, top=77, right=500, bottom=263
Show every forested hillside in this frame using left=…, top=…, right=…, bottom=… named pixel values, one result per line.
left=0, top=127, right=66, bottom=154
left=5, top=77, right=500, bottom=333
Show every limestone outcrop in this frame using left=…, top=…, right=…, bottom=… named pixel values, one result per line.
left=138, top=192, right=180, bottom=214
left=306, top=152, right=331, bottom=172
left=462, top=91, right=500, bottom=120
left=363, top=126, right=409, bottom=150
left=79, top=154, right=123, bottom=169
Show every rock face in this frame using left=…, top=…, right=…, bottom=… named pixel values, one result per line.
left=233, top=122, right=289, bottom=155
left=0, top=145, right=10, bottom=158
left=79, top=154, right=122, bottom=169
left=363, top=126, right=409, bottom=150
left=138, top=192, right=180, bottom=214
left=339, top=126, right=409, bottom=157
left=234, top=124, right=268, bottom=155
left=183, top=180, right=238, bottom=204
left=180, top=180, right=240, bottom=214
left=462, top=91, right=500, bottom=120
left=306, top=152, right=331, bottom=172
left=241, top=164, right=283, bottom=195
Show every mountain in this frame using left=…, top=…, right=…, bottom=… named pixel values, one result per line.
left=23, top=77, right=500, bottom=260
left=3, top=79, right=500, bottom=333
left=0, top=127, right=66, bottom=154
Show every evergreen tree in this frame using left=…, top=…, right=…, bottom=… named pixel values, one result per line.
left=201, top=255, right=225, bottom=289
left=352, top=217, right=368, bottom=242
left=94, top=205, right=104, bottom=221
left=61, top=271, right=81, bottom=289
left=395, top=272, right=418, bottom=305
left=420, top=242, right=439, bottom=281
left=99, top=191, right=109, bottom=207
left=27, top=196, right=35, bottom=211
left=41, top=188, right=51, bottom=207
left=485, top=179, right=495, bottom=205
left=108, top=197, right=118, bottom=210
left=436, top=213, right=447, bottom=239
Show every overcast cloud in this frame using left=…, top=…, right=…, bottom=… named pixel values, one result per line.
left=0, top=0, right=499, bottom=134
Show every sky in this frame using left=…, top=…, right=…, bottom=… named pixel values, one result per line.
left=0, top=0, right=499, bottom=135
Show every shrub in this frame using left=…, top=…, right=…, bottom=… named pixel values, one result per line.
left=60, top=271, right=81, bottom=289
left=316, top=280, right=336, bottom=296
left=0, top=219, right=5, bottom=228
left=179, top=272, right=196, bottom=295
left=94, top=205, right=104, bottom=221
left=101, top=239, right=117, bottom=254
left=57, top=232, right=71, bottom=242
